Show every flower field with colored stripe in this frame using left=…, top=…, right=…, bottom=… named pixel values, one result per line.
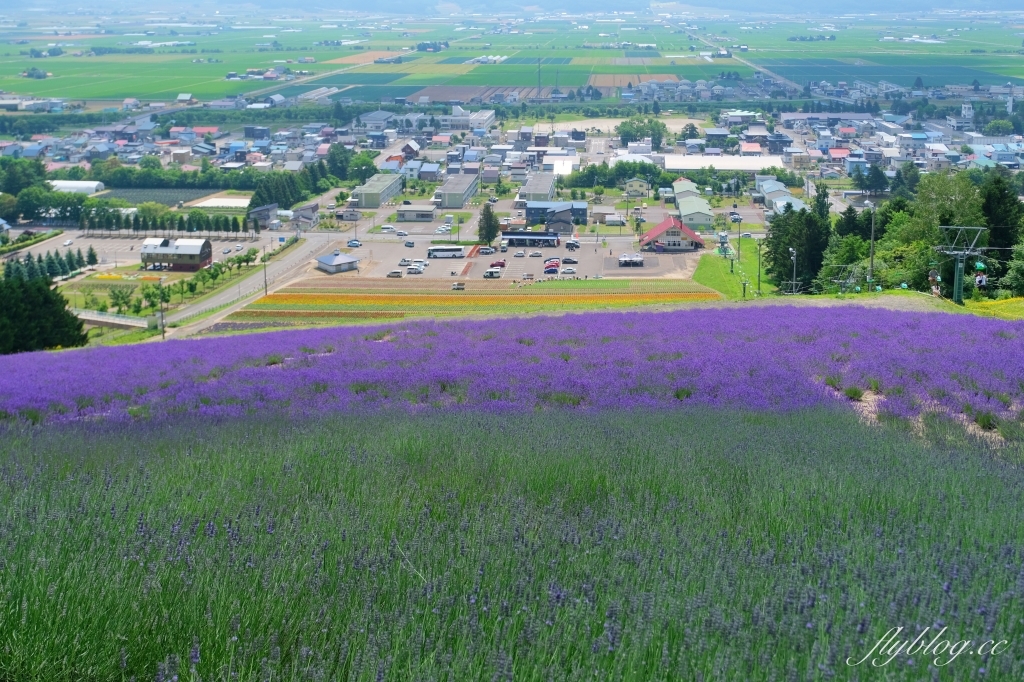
left=247, top=290, right=717, bottom=313
left=237, top=281, right=720, bottom=320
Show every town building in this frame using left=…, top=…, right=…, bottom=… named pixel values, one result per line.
left=433, top=173, right=479, bottom=209
left=351, top=174, right=404, bottom=208
left=316, top=250, right=361, bottom=274
left=524, top=201, right=588, bottom=226
left=638, top=216, right=705, bottom=252
left=397, top=204, right=437, bottom=222
left=140, top=238, right=212, bottom=272
left=516, top=172, right=556, bottom=203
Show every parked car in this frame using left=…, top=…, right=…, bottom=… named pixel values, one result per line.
left=399, top=258, right=412, bottom=266
left=235, top=244, right=243, bottom=251
left=63, top=239, right=73, bottom=247
left=406, top=266, right=424, bottom=274
left=412, top=259, right=428, bottom=268
left=561, top=267, right=577, bottom=275
left=490, top=260, right=507, bottom=268
left=483, top=268, right=502, bottom=279
left=404, top=241, right=416, bottom=248
left=563, top=257, right=578, bottom=264
left=387, top=269, right=404, bottom=278
left=529, top=251, right=543, bottom=257
left=222, top=248, right=232, bottom=254
left=396, top=230, right=408, bottom=237
left=514, top=250, right=526, bottom=257
left=544, top=267, right=559, bottom=275
left=479, top=247, right=495, bottom=255
left=347, top=240, right=362, bottom=248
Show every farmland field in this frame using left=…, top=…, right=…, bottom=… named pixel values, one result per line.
left=2, top=15, right=1022, bottom=101
left=98, top=188, right=221, bottom=206
left=228, top=278, right=720, bottom=326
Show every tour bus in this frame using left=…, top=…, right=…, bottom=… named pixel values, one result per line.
left=426, top=245, right=466, bottom=258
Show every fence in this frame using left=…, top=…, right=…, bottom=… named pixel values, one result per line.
left=72, top=308, right=150, bottom=328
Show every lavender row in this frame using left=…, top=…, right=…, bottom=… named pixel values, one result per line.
left=2, top=306, right=1022, bottom=424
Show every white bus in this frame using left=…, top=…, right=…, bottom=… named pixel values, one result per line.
left=426, top=245, right=465, bottom=258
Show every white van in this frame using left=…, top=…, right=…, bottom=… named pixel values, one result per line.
left=483, top=267, right=502, bottom=278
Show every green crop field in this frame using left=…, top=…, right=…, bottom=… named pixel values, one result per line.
left=0, top=14, right=1021, bottom=102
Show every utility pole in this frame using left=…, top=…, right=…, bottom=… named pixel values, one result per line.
left=868, top=204, right=876, bottom=286
left=262, top=245, right=268, bottom=297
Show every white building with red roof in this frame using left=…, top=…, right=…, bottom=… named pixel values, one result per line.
left=638, top=216, right=706, bottom=252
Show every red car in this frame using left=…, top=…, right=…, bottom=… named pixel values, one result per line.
left=490, top=260, right=507, bottom=268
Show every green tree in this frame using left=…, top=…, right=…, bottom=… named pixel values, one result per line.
left=1001, top=242, right=1024, bottom=295
left=0, top=278, right=87, bottom=354
left=900, top=162, right=921, bottom=194
left=43, top=252, right=60, bottom=279
left=478, top=203, right=501, bottom=244
left=979, top=171, right=1024, bottom=279
left=850, top=165, right=867, bottom=192
left=0, top=193, right=18, bottom=222
left=107, top=284, right=136, bottom=314
left=86, top=245, right=98, bottom=266
left=835, top=204, right=860, bottom=238
left=15, top=186, right=50, bottom=221
left=983, top=120, right=1014, bottom=136
left=866, top=164, right=889, bottom=195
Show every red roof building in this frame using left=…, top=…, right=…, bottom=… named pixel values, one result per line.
left=639, top=216, right=705, bottom=252
left=192, top=126, right=219, bottom=135
left=828, top=148, right=850, bottom=161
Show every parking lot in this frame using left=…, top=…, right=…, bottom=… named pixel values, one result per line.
left=6, top=229, right=283, bottom=269
left=353, top=233, right=702, bottom=283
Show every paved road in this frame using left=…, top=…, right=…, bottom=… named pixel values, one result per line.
left=165, top=230, right=340, bottom=324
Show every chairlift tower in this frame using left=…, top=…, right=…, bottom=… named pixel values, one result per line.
left=936, top=225, right=985, bottom=305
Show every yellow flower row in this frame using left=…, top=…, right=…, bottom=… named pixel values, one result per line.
left=253, top=291, right=719, bottom=310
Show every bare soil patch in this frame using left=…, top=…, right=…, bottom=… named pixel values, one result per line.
left=325, top=51, right=403, bottom=65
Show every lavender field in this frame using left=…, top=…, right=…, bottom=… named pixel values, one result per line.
left=1, top=307, right=1023, bottom=680
left=2, top=307, right=1024, bottom=432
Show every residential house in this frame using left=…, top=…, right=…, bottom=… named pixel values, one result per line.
left=624, top=177, right=651, bottom=197
left=703, top=128, right=730, bottom=145
left=293, top=202, right=320, bottom=229
left=401, top=140, right=421, bottom=159
left=675, top=196, right=714, bottom=230
left=248, top=204, right=279, bottom=230
left=419, top=163, right=442, bottom=182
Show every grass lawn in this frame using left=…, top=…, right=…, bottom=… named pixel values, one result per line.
left=693, top=237, right=774, bottom=299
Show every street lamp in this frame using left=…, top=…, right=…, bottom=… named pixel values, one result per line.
left=756, top=238, right=764, bottom=295
left=789, top=247, right=797, bottom=295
